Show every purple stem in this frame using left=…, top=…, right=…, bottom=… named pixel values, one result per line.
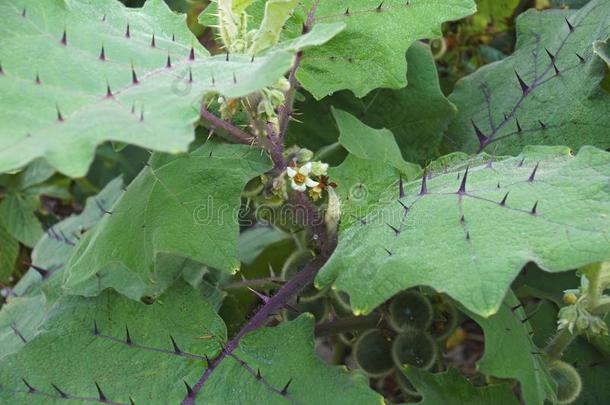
left=182, top=254, right=330, bottom=405
left=200, top=106, right=253, bottom=145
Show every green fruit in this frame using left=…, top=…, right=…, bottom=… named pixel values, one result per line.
left=430, top=298, right=459, bottom=340
left=242, top=175, right=266, bottom=197
left=353, top=329, right=395, bottom=378
left=391, top=329, right=438, bottom=370
left=548, top=360, right=582, bottom=404
left=388, top=290, right=434, bottom=332
left=281, top=250, right=326, bottom=301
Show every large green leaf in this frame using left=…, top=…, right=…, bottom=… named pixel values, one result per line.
left=446, top=1, right=610, bottom=154
left=64, top=142, right=272, bottom=301
left=289, top=42, right=456, bottom=164
left=296, top=0, right=476, bottom=98
left=401, top=367, right=519, bottom=405
left=0, top=193, right=43, bottom=248
left=0, top=0, right=340, bottom=177
left=317, top=145, right=610, bottom=317
left=0, top=290, right=381, bottom=405
left=0, top=178, right=124, bottom=360
left=465, top=291, right=556, bottom=405
left=0, top=282, right=227, bottom=404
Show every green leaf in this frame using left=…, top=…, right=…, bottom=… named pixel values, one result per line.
left=290, top=42, right=456, bottom=164
left=0, top=281, right=227, bottom=404
left=251, top=0, right=299, bottom=54
left=0, top=0, right=332, bottom=177
left=0, top=293, right=381, bottom=404
left=238, top=225, right=289, bottom=265
left=64, top=143, right=272, bottom=301
left=0, top=224, right=19, bottom=282
left=593, top=39, right=610, bottom=67
left=0, top=193, right=43, bottom=247
left=14, top=177, right=125, bottom=300
left=317, top=145, right=610, bottom=317
left=333, top=108, right=421, bottom=177
left=465, top=290, right=556, bottom=405
left=0, top=295, right=47, bottom=360
left=446, top=2, right=610, bottom=154
left=401, top=367, right=519, bottom=405
left=297, top=0, right=476, bottom=98
left=200, top=315, right=383, bottom=404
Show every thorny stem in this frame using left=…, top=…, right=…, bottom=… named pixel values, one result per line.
left=544, top=328, right=576, bottom=361
left=185, top=3, right=333, bottom=403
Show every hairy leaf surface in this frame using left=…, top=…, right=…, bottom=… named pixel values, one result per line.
left=0, top=0, right=339, bottom=177
left=446, top=1, right=610, bottom=154
left=318, top=145, right=610, bottom=317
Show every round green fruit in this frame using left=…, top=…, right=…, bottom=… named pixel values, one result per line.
left=548, top=360, right=582, bottom=404
left=353, top=329, right=395, bottom=378
left=392, top=328, right=438, bottom=370
left=388, top=290, right=434, bottom=332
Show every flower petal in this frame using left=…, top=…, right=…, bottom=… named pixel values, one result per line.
left=286, top=167, right=297, bottom=178
left=300, top=162, right=312, bottom=175
left=305, top=178, right=319, bottom=188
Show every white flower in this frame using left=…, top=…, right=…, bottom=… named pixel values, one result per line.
left=286, top=162, right=319, bottom=192
left=311, top=161, right=329, bottom=176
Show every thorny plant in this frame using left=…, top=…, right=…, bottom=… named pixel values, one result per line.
left=0, top=0, right=609, bottom=404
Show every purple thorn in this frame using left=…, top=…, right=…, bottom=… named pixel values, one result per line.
left=125, top=24, right=131, bottom=38
left=251, top=55, right=255, bottom=63
left=419, top=172, right=428, bottom=195
left=189, top=47, right=195, bottom=61
left=105, top=83, right=113, bottom=98
left=281, top=378, right=293, bottom=395
left=132, top=65, right=139, bottom=85
left=565, top=17, right=575, bottom=32
left=56, top=105, right=64, bottom=122
left=140, top=109, right=144, bottom=122
left=184, top=381, right=194, bottom=398
left=29, top=263, right=50, bottom=278
left=398, top=199, right=409, bottom=213
left=576, top=53, right=585, bottom=63
left=125, top=326, right=133, bottom=345
left=95, top=382, right=107, bottom=401
left=514, top=70, right=529, bottom=94
left=531, top=201, right=538, bottom=215
left=386, top=223, right=400, bottom=236
left=516, top=118, right=522, bottom=133
left=256, top=369, right=262, bottom=380
left=233, top=73, right=237, bottom=84
left=517, top=157, right=525, bottom=167
left=247, top=287, right=270, bottom=303
left=170, top=336, right=182, bottom=354
left=99, top=45, right=106, bottom=61
left=188, top=67, right=193, bottom=83
left=93, top=320, right=100, bottom=335
left=166, top=54, right=172, bottom=68
left=528, top=162, right=539, bottom=182
left=345, top=8, right=350, bottom=15
left=458, top=166, right=469, bottom=194
left=399, top=175, right=405, bottom=198
left=471, top=120, right=489, bottom=148
left=465, top=232, right=470, bottom=240
left=60, top=29, right=67, bottom=45
left=172, top=33, right=175, bottom=42
left=52, top=383, right=68, bottom=398
left=539, top=120, right=547, bottom=129
left=35, top=73, right=41, bottom=85
left=497, top=182, right=501, bottom=188
left=130, top=397, right=135, bottom=405
left=544, top=47, right=555, bottom=61
left=500, top=192, right=509, bottom=206
left=460, top=215, right=465, bottom=223
left=225, top=52, right=230, bottom=62
left=553, top=62, right=560, bottom=76
left=204, top=355, right=211, bottom=368
left=383, top=248, right=393, bottom=256
left=22, top=378, right=35, bottom=393
left=151, top=34, right=156, bottom=48
left=21, top=8, right=26, bottom=17
left=511, top=303, right=522, bottom=312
